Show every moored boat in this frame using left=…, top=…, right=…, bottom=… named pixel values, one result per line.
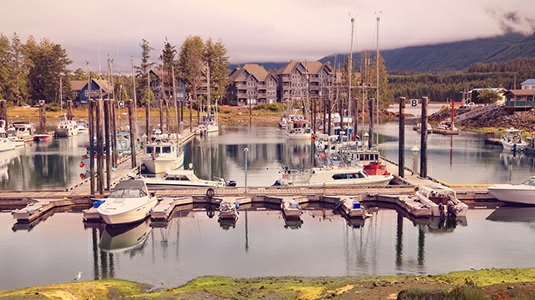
left=141, top=136, right=183, bottom=174
left=0, top=120, right=17, bottom=152
left=336, top=196, right=366, bottom=218
left=142, top=168, right=229, bottom=188
left=281, top=197, right=303, bottom=219
left=415, top=185, right=468, bottom=218
left=96, top=180, right=158, bottom=225
left=432, top=120, right=460, bottom=135
left=487, top=176, right=535, bottom=205
left=54, top=115, right=79, bottom=137
left=273, top=165, right=393, bottom=187
left=218, top=197, right=240, bottom=220
left=500, top=127, right=527, bottom=152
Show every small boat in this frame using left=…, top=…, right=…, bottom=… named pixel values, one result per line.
left=413, top=122, right=432, bottom=133
left=273, top=165, right=393, bottom=187
left=336, top=196, right=365, bottom=218
left=487, top=176, right=535, bottom=205
left=77, top=120, right=89, bottom=133
left=218, top=197, right=240, bottom=220
left=141, top=136, right=184, bottom=174
left=281, top=197, right=303, bottom=219
left=432, top=120, right=460, bottom=135
left=0, top=120, right=17, bottom=152
left=142, top=168, right=228, bottom=188
left=33, top=133, right=53, bottom=142
left=96, top=180, right=158, bottom=225
left=415, top=185, right=468, bottom=218
left=500, top=127, right=527, bottom=152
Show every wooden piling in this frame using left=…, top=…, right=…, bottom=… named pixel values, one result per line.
left=420, top=96, right=429, bottom=178
left=96, top=99, right=104, bottom=194
left=88, top=100, right=95, bottom=195
left=398, top=97, right=406, bottom=178
left=0, top=100, right=6, bottom=124
left=104, top=99, right=112, bottom=191
left=368, top=98, right=374, bottom=148
left=67, top=100, right=74, bottom=120
left=127, top=99, right=137, bottom=168
left=38, top=100, right=46, bottom=133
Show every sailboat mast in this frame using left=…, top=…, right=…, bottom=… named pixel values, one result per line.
left=207, top=63, right=211, bottom=117
left=348, top=16, right=354, bottom=140
left=375, top=13, right=381, bottom=145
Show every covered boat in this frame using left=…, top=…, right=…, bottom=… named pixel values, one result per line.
left=142, top=169, right=228, bottom=188
left=274, top=165, right=393, bottom=187
left=415, top=185, right=468, bottom=218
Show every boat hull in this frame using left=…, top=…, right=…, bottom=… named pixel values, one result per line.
left=98, top=199, right=158, bottom=225
left=487, top=185, right=535, bottom=205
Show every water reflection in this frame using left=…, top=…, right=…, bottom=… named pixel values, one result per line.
left=98, top=219, right=152, bottom=253
left=487, top=206, right=535, bottom=225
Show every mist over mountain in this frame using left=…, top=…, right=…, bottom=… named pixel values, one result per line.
left=231, top=33, right=535, bottom=73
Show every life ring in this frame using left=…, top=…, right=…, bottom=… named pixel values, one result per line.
left=206, top=188, right=215, bottom=200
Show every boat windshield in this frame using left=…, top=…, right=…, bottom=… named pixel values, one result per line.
left=521, top=177, right=535, bottom=186
left=109, top=188, right=147, bottom=198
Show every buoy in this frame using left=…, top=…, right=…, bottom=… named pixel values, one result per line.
left=79, top=161, right=85, bottom=168
left=79, top=173, right=85, bottom=179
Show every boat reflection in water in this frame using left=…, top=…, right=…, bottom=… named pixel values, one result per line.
left=98, top=219, right=152, bottom=252
left=486, top=206, right=535, bottom=225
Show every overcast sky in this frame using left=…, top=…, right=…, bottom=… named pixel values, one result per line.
left=2, top=0, right=535, bottom=71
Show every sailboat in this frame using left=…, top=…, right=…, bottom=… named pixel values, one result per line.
left=200, top=63, right=219, bottom=134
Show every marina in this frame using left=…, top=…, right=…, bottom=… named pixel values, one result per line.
left=1, top=114, right=535, bottom=291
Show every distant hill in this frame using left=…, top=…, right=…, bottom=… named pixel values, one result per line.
left=230, top=33, right=535, bottom=73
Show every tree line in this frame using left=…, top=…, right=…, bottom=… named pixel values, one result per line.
left=0, top=33, right=229, bottom=108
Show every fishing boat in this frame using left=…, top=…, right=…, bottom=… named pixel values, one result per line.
left=96, top=180, right=158, bottom=225
left=0, top=120, right=17, bottom=152
left=273, top=165, right=393, bottom=187
left=415, top=185, right=468, bottom=218
left=33, top=133, right=53, bottom=142
left=141, top=137, right=184, bottom=174
left=54, top=114, right=79, bottom=137
left=142, top=168, right=228, bottom=188
left=285, top=116, right=312, bottom=140
left=500, top=127, right=527, bottom=152
left=487, top=176, right=535, bottom=205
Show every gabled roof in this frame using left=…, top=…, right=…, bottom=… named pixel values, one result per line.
left=229, top=64, right=272, bottom=82
left=93, top=79, right=113, bottom=93
left=504, top=89, right=535, bottom=96
left=276, top=60, right=331, bottom=76
left=469, top=88, right=507, bottom=93
left=521, top=79, right=535, bottom=85
left=70, top=80, right=87, bottom=91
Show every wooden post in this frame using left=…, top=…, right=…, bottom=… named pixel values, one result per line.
left=0, top=100, right=7, bottom=124
left=96, top=99, right=104, bottom=194
left=159, top=97, right=164, bottom=133
left=127, top=99, right=137, bottom=169
left=327, top=93, right=332, bottom=136
left=398, top=97, right=406, bottom=178
left=420, top=96, right=429, bottom=178
left=111, top=99, right=118, bottom=168
left=38, top=100, right=46, bottom=134
left=67, top=100, right=74, bottom=120
left=88, top=100, right=95, bottom=195
left=104, top=99, right=112, bottom=191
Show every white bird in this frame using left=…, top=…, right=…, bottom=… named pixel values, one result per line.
left=72, top=271, right=82, bottom=282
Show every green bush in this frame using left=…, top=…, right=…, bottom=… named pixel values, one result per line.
left=46, top=102, right=61, bottom=112
left=254, top=103, right=280, bottom=112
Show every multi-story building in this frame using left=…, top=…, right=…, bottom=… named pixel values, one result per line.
left=275, top=60, right=334, bottom=106
left=227, top=64, right=278, bottom=105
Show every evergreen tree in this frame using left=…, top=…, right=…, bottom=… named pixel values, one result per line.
left=204, top=38, right=229, bottom=105
left=177, top=35, right=204, bottom=105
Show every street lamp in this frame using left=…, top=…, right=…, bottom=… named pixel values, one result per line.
left=244, top=147, right=249, bottom=194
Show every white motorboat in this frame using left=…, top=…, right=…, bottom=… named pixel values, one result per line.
left=96, top=180, right=158, bottom=225
left=98, top=219, right=152, bottom=252
left=487, top=176, right=535, bottom=205
left=500, top=127, right=527, bottom=152
left=274, top=165, right=393, bottom=187
left=281, top=197, right=303, bottom=219
left=141, top=137, right=184, bottom=174
left=54, top=115, right=79, bottom=137
left=7, top=121, right=35, bottom=141
left=413, top=122, right=432, bottom=133
left=415, top=185, right=468, bottom=217
left=0, top=120, right=17, bottom=152
left=142, top=168, right=228, bottom=188
left=432, top=120, right=460, bottom=135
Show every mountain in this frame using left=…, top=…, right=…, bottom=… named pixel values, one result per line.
left=230, top=33, right=535, bottom=73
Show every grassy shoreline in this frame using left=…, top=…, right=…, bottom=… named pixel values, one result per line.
left=2, top=268, right=535, bottom=299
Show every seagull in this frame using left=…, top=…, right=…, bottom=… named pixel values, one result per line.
left=72, top=271, right=82, bottom=282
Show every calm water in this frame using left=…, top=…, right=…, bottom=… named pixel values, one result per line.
left=1, top=111, right=535, bottom=290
